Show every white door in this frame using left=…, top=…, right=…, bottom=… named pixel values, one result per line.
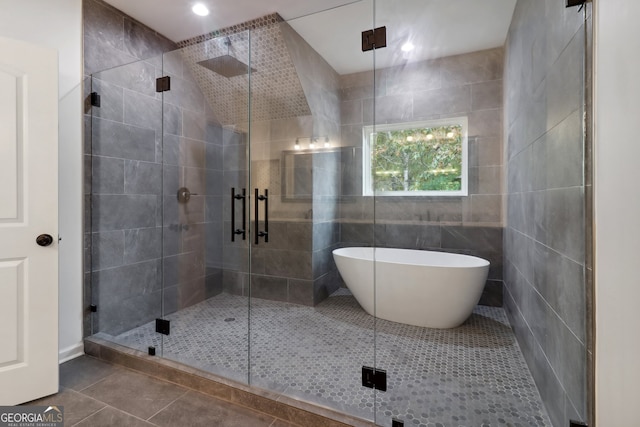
left=0, top=36, right=59, bottom=405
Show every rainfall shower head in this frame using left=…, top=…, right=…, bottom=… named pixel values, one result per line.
left=197, top=55, right=255, bottom=78
left=197, top=37, right=255, bottom=78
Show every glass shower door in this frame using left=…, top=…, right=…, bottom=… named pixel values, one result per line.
left=246, top=1, right=378, bottom=421
left=158, top=31, right=252, bottom=383
left=88, top=56, right=165, bottom=355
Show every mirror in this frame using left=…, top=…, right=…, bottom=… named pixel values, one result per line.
left=281, top=146, right=357, bottom=201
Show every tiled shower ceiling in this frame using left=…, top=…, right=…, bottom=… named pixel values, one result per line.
left=177, top=14, right=311, bottom=125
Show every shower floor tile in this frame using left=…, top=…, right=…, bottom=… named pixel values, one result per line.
left=97, top=289, right=551, bottom=427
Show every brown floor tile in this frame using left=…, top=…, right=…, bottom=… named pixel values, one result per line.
left=74, top=406, right=156, bottom=427
left=60, top=355, right=120, bottom=391
left=24, top=387, right=106, bottom=426
left=81, top=369, right=187, bottom=420
left=149, top=390, right=275, bottom=427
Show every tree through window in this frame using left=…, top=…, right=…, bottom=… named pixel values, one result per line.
left=363, top=118, right=468, bottom=196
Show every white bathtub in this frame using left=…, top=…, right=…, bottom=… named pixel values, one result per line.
left=332, top=247, right=490, bottom=329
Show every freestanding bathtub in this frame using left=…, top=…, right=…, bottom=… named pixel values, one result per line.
left=332, top=247, right=490, bottom=329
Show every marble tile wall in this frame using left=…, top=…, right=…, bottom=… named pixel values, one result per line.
left=503, top=1, right=591, bottom=425
left=338, top=47, right=505, bottom=305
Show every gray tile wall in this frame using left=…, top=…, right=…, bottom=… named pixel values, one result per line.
left=161, top=70, right=225, bottom=318
left=503, top=1, right=590, bottom=425
left=84, top=0, right=224, bottom=336
left=228, top=21, right=344, bottom=306
left=83, top=0, right=175, bottom=76
left=338, top=48, right=505, bottom=305
left=84, top=0, right=172, bottom=336
left=88, top=57, right=165, bottom=335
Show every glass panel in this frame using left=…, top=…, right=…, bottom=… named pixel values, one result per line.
left=88, top=56, right=164, bottom=356
left=85, top=1, right=590, bottom=425
left=372, top=0, right=588, bottom=426
left=247, top=1, right=376, bottom=421
left=159, top=31, right=251, bottom=383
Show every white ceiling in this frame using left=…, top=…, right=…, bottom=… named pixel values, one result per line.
left=103, top=0, right=517, bottom=75
left=102, top=0, right=362, bottom=42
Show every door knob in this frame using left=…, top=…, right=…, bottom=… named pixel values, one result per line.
left=36, top=234, right=54, bottom=247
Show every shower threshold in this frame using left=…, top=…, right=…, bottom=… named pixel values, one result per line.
left=87, top=289, right=551, bottom=427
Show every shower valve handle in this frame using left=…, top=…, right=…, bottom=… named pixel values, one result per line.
left=177, top=187, right=198, bottom=203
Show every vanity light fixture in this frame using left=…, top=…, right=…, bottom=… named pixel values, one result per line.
left=294, top=136, right=331, bottom=150
left=192, top=3, right=210, bottom=16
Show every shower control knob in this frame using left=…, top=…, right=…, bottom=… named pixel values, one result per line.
left=177, top=187, right=195, bottom=203
left=36, top=234, right=54, bottom=247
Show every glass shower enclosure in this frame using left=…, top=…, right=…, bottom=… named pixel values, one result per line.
left=88, top=3, right=376, bottom=417
left=87, top=0, right=589, bottom=425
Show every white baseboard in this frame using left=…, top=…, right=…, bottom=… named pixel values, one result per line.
left=58, top=342, right=84, bottom=363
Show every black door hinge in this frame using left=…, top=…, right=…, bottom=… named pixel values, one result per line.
left=566, top=0, right=586, bottom=8
left=156, top=318, right=170, bottom=335
left=156, top=76, right=171, bottom=92
left=89, top=304, right=97, bottom=312
left=362, top=26, right=387, bottom=52
left=362, top=366, right=387, bottom=391
left=570, top=421, right=587, bottom=427
left=90, top=92, right=101, bottom=107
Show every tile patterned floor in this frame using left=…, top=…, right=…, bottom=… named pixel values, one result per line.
left=26, top=356, right=292, bottom=427
left=97, top=289, right=551, bottom=427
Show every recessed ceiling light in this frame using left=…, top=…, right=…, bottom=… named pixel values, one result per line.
left=401, top=41, right=415, bottom=52
left=192, top=3, right=210, bottom=16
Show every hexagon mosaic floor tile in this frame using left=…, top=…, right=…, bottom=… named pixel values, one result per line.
left=97, top=289, right=551, bottom=427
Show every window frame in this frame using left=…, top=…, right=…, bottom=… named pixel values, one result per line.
left=362, top=117, right=469, bottom=197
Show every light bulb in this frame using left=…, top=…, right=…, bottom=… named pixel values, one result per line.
left=192, top=3, right=209, bottom=16
left=401, top=41, right=415, bottom=52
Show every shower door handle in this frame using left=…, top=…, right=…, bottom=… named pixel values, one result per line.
left=254, top=188, right=269, bottom=245
left=231, top=187, right=246, bottom=241
left=262, top=189, right=269, bottom=243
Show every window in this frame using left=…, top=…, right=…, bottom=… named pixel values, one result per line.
left=363, top=118, right=468, bottom=196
